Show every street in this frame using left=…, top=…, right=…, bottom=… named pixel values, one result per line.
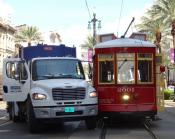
left=0, top=101, right=175, bottom=139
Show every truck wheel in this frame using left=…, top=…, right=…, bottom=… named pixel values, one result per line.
left=85, top=117, right=96, bottom=130
left=26, top=98, right=41, bottom=133
left=8, top=102, right=18, bottom=122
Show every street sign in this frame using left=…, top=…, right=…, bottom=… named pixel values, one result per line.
left=88, top=49, right=93, bottom=62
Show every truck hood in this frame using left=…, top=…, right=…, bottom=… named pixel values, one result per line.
left=33, top=79, right=88, bottom=89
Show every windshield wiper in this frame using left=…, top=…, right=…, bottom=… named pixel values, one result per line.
left=55, top=74, right=75, bottom=78
left=42, top=74, right=56, bottom=79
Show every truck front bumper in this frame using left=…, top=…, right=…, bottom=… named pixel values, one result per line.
left=33, top=104, right=98, bottom=120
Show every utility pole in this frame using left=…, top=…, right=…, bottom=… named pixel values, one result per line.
left=171, top=19, right=175, bottom=101
left=88, top=13, right=101, bottom=46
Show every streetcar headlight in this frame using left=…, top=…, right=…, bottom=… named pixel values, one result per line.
left=122, top=94, right=130, bottom=101
left=32, top=93, right=47, bottom=100
left=89, top=92, right=97, bottom=98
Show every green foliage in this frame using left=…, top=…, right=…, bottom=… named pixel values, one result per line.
left=136, top=0, right=175, bottom=66
left=80, top=34, right=94, bottom=48
left=15, top=26, right=43, bottom=46
left=164, top=89, right=174, bottom=100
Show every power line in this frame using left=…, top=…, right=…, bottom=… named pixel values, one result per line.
left=85, top=0, right=92, bottom=20
left=117, top=0, right=124, bottom=36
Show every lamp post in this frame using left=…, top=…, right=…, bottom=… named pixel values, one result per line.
left=171, top=19, right=175, bottom=101
left=88, top=13, right=101, bottom=46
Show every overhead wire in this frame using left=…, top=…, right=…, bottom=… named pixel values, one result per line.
left=85, top=0, right=92, bottom=20
left=117, top=0, right=124, bottom=37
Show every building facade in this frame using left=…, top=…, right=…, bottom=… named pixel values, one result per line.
left=0, top=21, right=16, bottom=73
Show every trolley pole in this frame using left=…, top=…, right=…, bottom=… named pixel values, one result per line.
left=88, top=13, right=101, bottom=46
left=171, top=19, right=175, bottom=102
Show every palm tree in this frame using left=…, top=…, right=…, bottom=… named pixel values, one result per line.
left=137, top=0, right=175, bottom=39
left=137, top=10, right=167, bottom=42
left=15, top=26, right=42, bottom=46
left=136, top=0, right=175, bottom=64
left=151, top=0, right=175, bottom=27
left=49, top=31, right=62, bottom=44
left=80, top=34, right=94, bottom=48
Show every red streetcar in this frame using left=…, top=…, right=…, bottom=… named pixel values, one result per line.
left=92, top=38, right=165, bottom=119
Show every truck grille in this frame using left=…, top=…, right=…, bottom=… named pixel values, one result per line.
left=52, top=87, right=86, bottom=100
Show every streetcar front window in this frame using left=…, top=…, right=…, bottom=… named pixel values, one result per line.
left=98, top=54, right=114, bottom=84
left=137, top=53, right=153, bottom=83
left=117, top=53, right=135, bottom=84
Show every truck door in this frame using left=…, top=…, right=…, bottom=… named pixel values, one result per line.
left=3, top=58, right=30, bottom=102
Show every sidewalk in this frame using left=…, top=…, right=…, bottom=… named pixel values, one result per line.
left=164, top=100, right=175, bottom=107
left=0, top=101, right=7, bottom=118
left=0, top=101, right=6, bottom=109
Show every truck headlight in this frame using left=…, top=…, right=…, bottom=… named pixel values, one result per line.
left=89, top=92, right=97, bottom=98
left=32, top=93, right=47, bottom=100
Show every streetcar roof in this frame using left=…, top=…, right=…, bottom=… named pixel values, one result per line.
left=94, top=38, right=156, bottom=48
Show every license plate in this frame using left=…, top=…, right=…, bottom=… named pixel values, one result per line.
left=64, top=107, right=75, bottom=112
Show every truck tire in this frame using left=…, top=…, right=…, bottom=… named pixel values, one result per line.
left=26, top=98, right=41, bottom=133
left=85, top=117, right=96, bottom=130
left=8, top=102, right=19, bottom=122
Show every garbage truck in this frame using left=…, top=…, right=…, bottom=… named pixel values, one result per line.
left=2, top=44, right=98, bottom=132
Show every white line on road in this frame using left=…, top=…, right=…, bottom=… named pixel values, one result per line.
left=0, top=116, right=8, bottom=120
left=0, top=121, right=12, bottom=127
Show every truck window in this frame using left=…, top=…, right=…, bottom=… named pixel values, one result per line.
left=6, top=62, right=28, bottom=80
left=6, top=62, right=16, bottom=79
left=19, top=62, right=28, bottom=80
left=32, top=59, right=85, bottom=81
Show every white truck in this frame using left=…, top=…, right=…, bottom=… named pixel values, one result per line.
left=2, top=44, right=98, bottom=132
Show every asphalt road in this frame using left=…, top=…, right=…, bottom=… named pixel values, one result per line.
left=0, top=101, right=175, bottom=139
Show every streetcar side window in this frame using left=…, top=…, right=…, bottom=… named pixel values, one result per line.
left=98, top=54, right=114, bottom=84
left=117, top=53, right=135, bottom=84
left=137, top=53, right=153, bottom=84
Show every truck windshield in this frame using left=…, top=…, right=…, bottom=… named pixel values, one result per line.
left=32, top=59, right=85, bottom=81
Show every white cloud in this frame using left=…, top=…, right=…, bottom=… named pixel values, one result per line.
left=42, top=24, right=89, bottom=47
left=100, top=2, right=152, bottom=38
left=59, top=25, right=89, bottom=46
left=0, top=0, right=13, bottom=23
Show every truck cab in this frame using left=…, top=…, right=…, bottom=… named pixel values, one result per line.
left=2, top=44, right=98, bottom=132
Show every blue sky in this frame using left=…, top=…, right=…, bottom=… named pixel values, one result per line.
left=0, top=0, right=154, bottom=46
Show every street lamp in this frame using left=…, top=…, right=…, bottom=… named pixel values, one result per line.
left=171, top=19, right=175, bottom=102
left=88, top=13, right=101, bottom=46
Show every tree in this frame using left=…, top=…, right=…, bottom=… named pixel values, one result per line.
left=136, top=0, right=175, bottom=65
left=50, top=31, right=62, bottom=44
left=151, top=0, right=175, bottom=27
left=15, top=26, right=43, bottom=46
left=80, top=34, right=94, bottom=48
